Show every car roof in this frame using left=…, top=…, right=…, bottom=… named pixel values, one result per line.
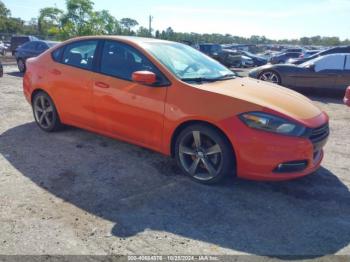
left=66, top=35, right=174, bottom=46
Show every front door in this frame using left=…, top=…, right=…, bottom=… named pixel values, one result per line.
left=92, top=40, right=169, bottom=151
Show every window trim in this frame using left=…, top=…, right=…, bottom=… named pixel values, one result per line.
left=95, top=39, right=171, bottom=87
left=50, top=39, right=100, bottom=73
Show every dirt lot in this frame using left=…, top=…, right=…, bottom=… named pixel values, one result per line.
left=0, top=64, right=350, bottom=259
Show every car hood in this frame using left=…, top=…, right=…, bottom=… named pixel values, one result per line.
left=197, top=77, right=323, bottom=126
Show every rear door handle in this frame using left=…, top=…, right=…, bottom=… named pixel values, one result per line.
left=51, top=69, right=61, bottom=75
left=95, top=81, right=110, bottom=89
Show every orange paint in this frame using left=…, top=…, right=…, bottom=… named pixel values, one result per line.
left=23, top=36, right=329, bottom=181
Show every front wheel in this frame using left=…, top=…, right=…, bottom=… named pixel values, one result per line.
left=32, top=92, right=63, bottom=132
left=175, top=124, right=235, bottom=184
left=258, top=71, right=281, bottom=85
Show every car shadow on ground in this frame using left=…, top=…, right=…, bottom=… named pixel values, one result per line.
left=5, top=71, right=23, bottom=78
left=1, top=122, right=350, bottom=259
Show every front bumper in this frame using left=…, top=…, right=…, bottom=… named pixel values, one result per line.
left=220, top=114, right=329, bottom=181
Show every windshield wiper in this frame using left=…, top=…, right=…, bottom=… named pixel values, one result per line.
left=213, top=73, right=236, bottom=80
left=181, top=74, right=235, bottom=83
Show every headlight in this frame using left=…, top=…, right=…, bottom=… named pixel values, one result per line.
left=239, top=112, right=306, bottom=136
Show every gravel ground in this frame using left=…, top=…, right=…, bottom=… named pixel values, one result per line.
left=0, top=65, right=350, bottom=259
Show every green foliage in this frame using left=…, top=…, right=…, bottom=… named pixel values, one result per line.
left=38, top=7, right=63, bottom=37
left=120, top=18, right=138, bottom=34
left=0, top=0, right=349, bottom=46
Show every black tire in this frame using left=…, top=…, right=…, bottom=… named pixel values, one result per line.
left=32, top=91, right=63, bottom=132
left=17, top=58, right=26, bottom=73
left=175, top=124, right=235, bottom=185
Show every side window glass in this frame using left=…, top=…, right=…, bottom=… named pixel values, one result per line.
left=315, top=55, right=345, bottom=72
left=62, top=40, right=98, bottom=70
left=52, top=47, right=63, bottom=62
left=100, top=40, right=160, bottom=81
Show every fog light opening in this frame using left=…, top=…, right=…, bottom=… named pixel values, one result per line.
left=273, top=160, right=308, bottom=173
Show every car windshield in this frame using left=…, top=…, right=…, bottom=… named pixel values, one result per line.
left=141, top=42, right=235, bottom=82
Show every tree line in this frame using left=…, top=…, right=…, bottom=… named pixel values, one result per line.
left=1, top=0, right=349, bottom=46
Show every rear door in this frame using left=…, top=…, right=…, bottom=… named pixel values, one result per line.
left=295, top=54, right=345, bottom=88
left=47, top=40, right=99, bottom=128
left=335, top=55, right=350, bottom=90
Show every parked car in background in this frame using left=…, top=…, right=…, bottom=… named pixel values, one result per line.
left=301, top=50, right=321, bottom=58
left=23, top=36, right=329, bottom=184
left=0, top=41, right=7, bottom=55
left=15, top=40, right=59, bottom=72
left=287, top=50, right=321, bottom=64
left=240, top=51, right=268, bottom=66
left=10, top=35, right=38, bottom=56
left=198, top=44, right=254, bottom=67
left=269, top=52, right=302, bottom=64
left=289, top=46, right=350, bottom=65
left=249, top=53, right=350, bottom=90
left=0, top=60, right=3, bottom=77
left=344, top=87, right=350, bottom=106
left=282, top=48, right=304, bottom=53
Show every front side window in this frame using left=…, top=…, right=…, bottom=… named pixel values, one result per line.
left=62, top=40, right=98, bottom=70
left=301, top=54, right=345, bottom=71
left=314, top=55, right=345, bottom=72
left=142, top=42, right=234, bottom=81
left=99, top=40, right=165, bottom=83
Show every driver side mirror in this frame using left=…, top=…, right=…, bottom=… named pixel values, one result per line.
left=132, top=71, right=157, bottom=85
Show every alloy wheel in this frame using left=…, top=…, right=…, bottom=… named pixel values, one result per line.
left=179, top=130, right=223, bottom=181
left=259, top=71, right=280, bottom=84
left=33, top=95, right=54, bottom=129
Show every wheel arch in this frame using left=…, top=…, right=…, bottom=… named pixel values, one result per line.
left=170, top=120, right=236, bottom=161
left=31, top=88, right=48, bottom=104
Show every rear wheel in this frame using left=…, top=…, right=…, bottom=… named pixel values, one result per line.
left=32, top=92, right=62, bottom=132
left=17, top=58, right=26, bottom=73
left=175, top=124, right=235, bottom=184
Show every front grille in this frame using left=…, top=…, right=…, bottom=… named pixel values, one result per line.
left=309, top=123, right=329, bottom=152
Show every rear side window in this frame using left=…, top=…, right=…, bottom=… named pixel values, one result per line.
left=61, top=40, right=98, bottom=70
left=52, top=47, right=63, bottom=62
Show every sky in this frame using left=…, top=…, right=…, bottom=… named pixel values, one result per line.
left=3, top=0, right=350, bottom=40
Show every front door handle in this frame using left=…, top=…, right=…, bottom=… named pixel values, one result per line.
left=95, top=81, right=110, bottom=89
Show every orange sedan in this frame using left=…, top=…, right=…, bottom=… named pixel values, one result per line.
left=23, top=36, right=329, bottom=184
